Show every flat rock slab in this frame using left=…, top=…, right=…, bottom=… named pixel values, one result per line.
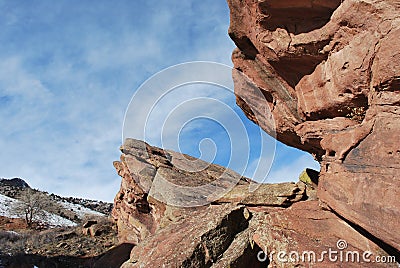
left=215, top=182, right=305, bottom=206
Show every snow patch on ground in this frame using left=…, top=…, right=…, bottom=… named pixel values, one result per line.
left=40, top=210, right=76, bottom=227
left=58, top=200, right=105, bottom=219
left=0, top=194, right=76, bottom=227
left=4, top=230, right=20, bottom=236
left=0, top=194, right=20, bottom=218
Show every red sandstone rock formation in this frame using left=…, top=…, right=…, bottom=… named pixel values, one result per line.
left=112, top=139, right=306, bottom=245
left=227, top=0, right=400, bottom=255
left=113, top=139, right=397, bottom=267
left=111, top=1, right=399, bottom=266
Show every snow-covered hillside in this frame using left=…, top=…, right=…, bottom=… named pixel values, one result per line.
left=0, top=194, right=105, bottom=227
left=0, top=193, right=76, bottom=227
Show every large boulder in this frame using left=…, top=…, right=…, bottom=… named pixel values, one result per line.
left=112, top=139, right=307, bottom=244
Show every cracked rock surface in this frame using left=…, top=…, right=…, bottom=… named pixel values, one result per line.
left=227, top=0, right=400, bottom=252
left=113, top=139, right=397, bottom=267
left=112, top=139, right=307, bottom=245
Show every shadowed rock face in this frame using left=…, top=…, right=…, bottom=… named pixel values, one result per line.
left=227, top=0, right=400, bottom=252
left=113, top=140, right=396, bottom=267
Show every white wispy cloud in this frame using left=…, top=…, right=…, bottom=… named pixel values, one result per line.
left=0, top=0, right=319, bottom=202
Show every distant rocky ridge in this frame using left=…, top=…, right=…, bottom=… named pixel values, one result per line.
left=50, top=195, right=113, bottom=216
left=0, top=178, right=30, bottom=188
left=113, top=139, right=397, bottom=267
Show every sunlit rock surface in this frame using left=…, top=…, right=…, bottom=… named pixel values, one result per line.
left=227, top=0, right=400, bottom=253
left=113, top=139, right=396, bottom=267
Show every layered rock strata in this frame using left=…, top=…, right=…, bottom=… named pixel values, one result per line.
left=227, top=0, right=400, bottom=253
left=113, top=139, right=397, bottom=267
left=112, top=139, right=306, bottom=244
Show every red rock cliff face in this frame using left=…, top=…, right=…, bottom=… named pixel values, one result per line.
left=227, top=0, right=400, bottom=253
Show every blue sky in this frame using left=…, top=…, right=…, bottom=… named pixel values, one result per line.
left=0, top=0, right=319, bottom=201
